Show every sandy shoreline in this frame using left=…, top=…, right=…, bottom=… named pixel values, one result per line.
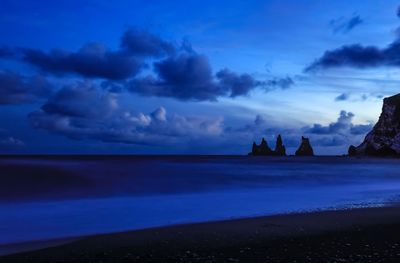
left=2, top=205, right=400, bottom=262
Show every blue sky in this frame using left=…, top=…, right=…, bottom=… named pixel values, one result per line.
left=1, top=0, right=400, bottom=154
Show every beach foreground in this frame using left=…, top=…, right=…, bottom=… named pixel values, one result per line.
left=2, top=206, right=400, bottom=262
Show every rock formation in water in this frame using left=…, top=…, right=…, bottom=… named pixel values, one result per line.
left=274, top=134, right=286, bottom=156
left=251, top=135, right=286, bottom=156
left=348, top=93, right=400, bottom=156
left=295, top=136, right=314, bottom=156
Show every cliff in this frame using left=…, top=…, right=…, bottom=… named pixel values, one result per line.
left=349, top=93, right=400, bottom=156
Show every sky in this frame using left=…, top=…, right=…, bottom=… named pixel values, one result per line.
left=1, top=0, right=400, bottom=155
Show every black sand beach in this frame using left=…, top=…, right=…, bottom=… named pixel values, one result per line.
left=2, top=206, right=400, bottom=262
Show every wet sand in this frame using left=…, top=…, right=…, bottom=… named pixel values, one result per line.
left=2, top=206, right=400, bottom=262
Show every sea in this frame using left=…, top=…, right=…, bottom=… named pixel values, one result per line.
left=1, top=155, right=400, bottom=250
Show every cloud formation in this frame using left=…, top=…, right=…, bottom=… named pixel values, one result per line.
left=129, top=52, right=294, bottom=101
left=330, top=15, right=363, bottom=34
left=120, top=28, right=176, bottom=57
left=0, top=137, right=24, bottom=147
left=229, top=110, right=373, bottom=150
left=22, top=43, right=142, bottom=80
left=0, top=28, right=293, bottom=102
left=0, top=47, right=16, bottom=59
left=0, top=28, right=177, bottom=80
left=0, top=71, right=53, bottom=104
left=216, top=69, right=261, bottom=97
left=305, top=44, right=388, bottom=72
left=335, top=93, right=349, bottom=101
left=304, top=110, right=373, bottom=135
left=29, top=82, right=223, bottom=144
left=129, top=53, right=223, bottom=101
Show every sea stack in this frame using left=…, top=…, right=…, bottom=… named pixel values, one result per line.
left=274, top=134, right=286, bottom=156
left=252, top=138, right=274, bottom=155
left=251, top=135, right=286, bottom=156
left=348, top=93, right=400, bottom=156
left=295, top=136, right=314, bottom=156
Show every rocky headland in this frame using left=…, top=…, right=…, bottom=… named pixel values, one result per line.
left=349, top=93, right=400, bottom=157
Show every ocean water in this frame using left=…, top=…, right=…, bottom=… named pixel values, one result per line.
left=1, top=156, right=400, bottom=246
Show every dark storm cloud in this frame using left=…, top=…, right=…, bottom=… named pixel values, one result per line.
left=129, top=52, right=294, bottom=101
left=0, top=71, right=53, bottom=104
left=29, top=82, right=223, bottom=144
left=330, top=15, right=363, bottom=34
left=0, top=28, right=292, bottom=100
left=40, top=82, right=117, bottom=118
left=0, top=29, right=177, bottom=80
left=216, top=69, right=261, bottom=97
left=305, top=35, right=400, bottom=72
left=305, top=44, right=386, bottom=72
left=129, top=53, right=223, bottom=101
left=120, top=28, right=176, bottom=57
left=304, top=110, right=373, bottom=135
left=22, top=43, right=142, bottom=80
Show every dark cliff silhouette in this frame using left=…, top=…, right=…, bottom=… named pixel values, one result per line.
left=251, top=135, right=286, bottom=156
left=349, top=93, right=400, bottom=156
left=295, top=136, right=314, bottom=156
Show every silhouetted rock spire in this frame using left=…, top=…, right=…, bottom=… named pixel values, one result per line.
left=295, top=136, right=314, bottom=156
left=251, top=135, right=286, bottom=156
left=274, top=134, right=286, bottom=156
left=259, top=138, right=274, bottom=155
left=349, top=93, right=400, bottom=156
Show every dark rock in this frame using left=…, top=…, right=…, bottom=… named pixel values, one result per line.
left=251, top=135, right=286, bottom=156
left=252, top=142, right=258, bottom=155
left=295, top=136, right=314, bottom=156
left=350, top=93, right=400, bottom=156
left=274, top=134, right=286, bottom=156
left=348, top=145, right=357, bottom=156
left=258, top=138, right=274, bottom=155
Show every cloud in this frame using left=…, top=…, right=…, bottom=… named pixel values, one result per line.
left=0, top=28, right=293, bottom=102
left=22, top=43, right=142, bottom=80
left=0, top=47, right=16, bottom=59
left=335, top=93, right=349, bottom=101
left=129, top=52, right=294, bottom=101
left=305, top=21, right=400, bottom=73
left=0, top=137, right=24, bottom=147
left=0, top=71, right=53, bottom=105
left=304, top=110, right=372, bottom=135
left=40, top=82, right=118, bottom=118
left=128, top=53, right=223, bottom=101
left=2, top=29, right=177, bottom=80
left=120, top=28, right=176, bottom=57
left=0, top=28, right=292, bottom=101
left=254, top=114, right=267, bottom=126
left=29, top=82, right=223, bottom=145
left=330, top=15, right=363, bottom=34
left=305, top=44, right=387, bottom=72
left=216, top=69, right=261, bottom=97
left=265, top=77, right=294, bottom=90
left=226, top=110, right=373, bottom=152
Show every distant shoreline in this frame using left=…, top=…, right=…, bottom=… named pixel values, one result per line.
left=1, top=154, right=400, bottom=160
left=3, top=205, right=400, bottom=262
